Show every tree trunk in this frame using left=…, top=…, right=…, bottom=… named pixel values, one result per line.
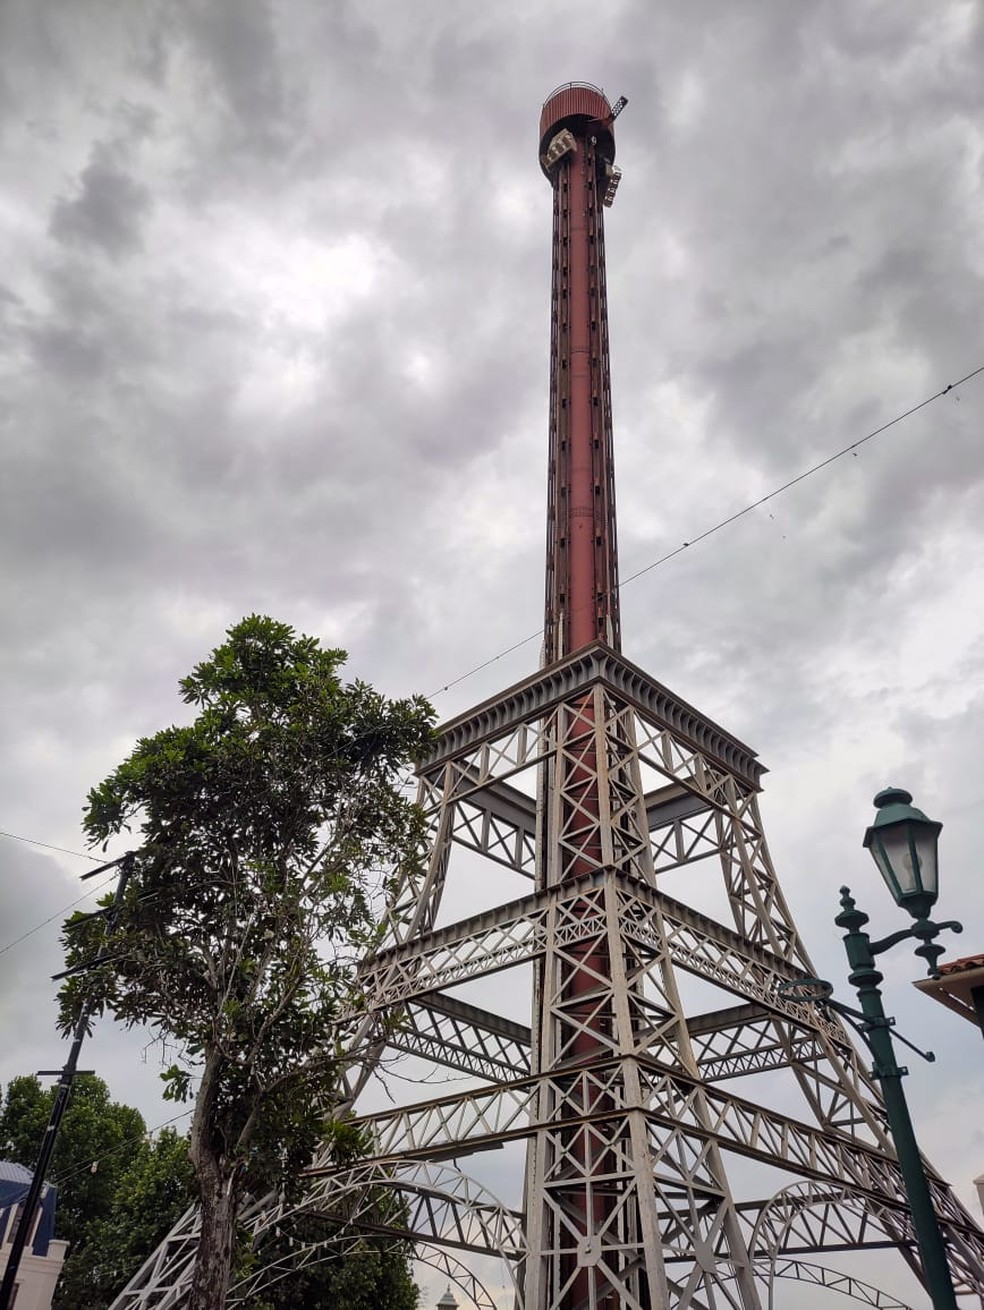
left=187, top=1051, right=240, bottom=1310
left=187, top=1169, right=239, bottom=1310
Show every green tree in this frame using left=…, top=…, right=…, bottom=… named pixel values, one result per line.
left=0, top=1074, right=155, bottom=1309
left=1, top=1080, right=411, bottom=1308
left=77, top=1127, right=196, bottom=1304
left=58, top=616, right=434, bottom=1309
left=242, top=1214, right=419, bottom=1310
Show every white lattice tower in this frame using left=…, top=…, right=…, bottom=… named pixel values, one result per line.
left=110, top=646, right=984, bottom=1309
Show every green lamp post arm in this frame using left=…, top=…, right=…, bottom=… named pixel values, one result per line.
left=868, top=924, right=931, bottom=956
left=868, top=919, right=962, bottom=972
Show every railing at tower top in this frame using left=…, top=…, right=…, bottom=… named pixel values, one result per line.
left=541, top=80, right=608, bottom=105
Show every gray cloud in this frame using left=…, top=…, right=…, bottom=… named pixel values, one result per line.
left=49, top=144, right=151, bottom=257
left=182, top=0, right=291, bottom=155
left=0, top=846, right=82, bottom=1078
left=3, top=2, right=984, bottom=1296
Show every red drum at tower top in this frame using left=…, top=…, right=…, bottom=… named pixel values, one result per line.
left=538, top=82, right=617, bottom=174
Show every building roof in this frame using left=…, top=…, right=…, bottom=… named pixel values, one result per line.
left=0, top=1160, right=59, bottom=1256
left=0, top=1161, right=34, bottom=1185
left=939, top=952, right=984, bottom=975
left=913, top=950, right=984, bottom=1025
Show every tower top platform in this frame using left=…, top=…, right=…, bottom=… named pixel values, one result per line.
left=538, top=82, right=616, bottom=174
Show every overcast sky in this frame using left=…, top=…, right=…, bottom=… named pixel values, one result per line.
left=3, top=2, right=984, bottom=1305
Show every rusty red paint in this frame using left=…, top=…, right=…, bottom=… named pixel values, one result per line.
left=539, top=83, right=617, bottom=170
left=541, top=82, right=620, bottom=666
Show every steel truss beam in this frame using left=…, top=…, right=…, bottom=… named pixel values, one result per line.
left=387, top=999, right=832, bottom=1089
left=109, top=648, right=984, bottom=1309
left=227, top=1167, right=920, bottom=1310
left=329, top=1058, right=975, bottom=1239
left=358, top=873, right=848, bottom=1045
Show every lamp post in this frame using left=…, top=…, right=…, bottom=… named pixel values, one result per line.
left=782, top=789, right=963, bottom=1310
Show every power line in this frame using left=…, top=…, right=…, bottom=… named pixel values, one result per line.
left=432, top=361, right=984, bottom=696
left=429, top=628, right=541, bottom=697
left=0, top=837, right=127, bottom=958
left=0, top=868, right=276, bottom=962
left=619, top=362, right=984, bottom=588
left=0, top=779, right=422, bottom=958
left=0, top=877, right=119, bottom=960
left=0, top=830, right=101, bottom=861
left=0, top=814, right=412, bottom=959
left=48, top=1105, right=195, bottom=1191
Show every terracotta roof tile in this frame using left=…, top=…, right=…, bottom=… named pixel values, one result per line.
left=939, top=953, right=984, bottom=975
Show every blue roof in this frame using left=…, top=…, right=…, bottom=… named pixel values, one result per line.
left=0, top=1160, right=58, bottom=1256
left=0, top=1162, right=33, bottom=1185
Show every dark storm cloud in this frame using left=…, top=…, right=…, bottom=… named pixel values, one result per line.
left=28, top=320, right=107, bottom=377
left=603, top=4, right=984, bottom=720
left=49, top=145, right=152, bottom=257
left=3, top=0, right=979, bottom=767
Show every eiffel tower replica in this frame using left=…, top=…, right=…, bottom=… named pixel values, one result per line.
left=114, top=84, right=984, bottom=1310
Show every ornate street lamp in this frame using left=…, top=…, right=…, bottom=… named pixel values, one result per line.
left=781, top=789, right=962, bottom=1310
left=863, top=787, right=943, bottom=930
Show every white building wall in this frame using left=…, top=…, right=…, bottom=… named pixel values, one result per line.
left=0, top=1240, right=68, bottom=1310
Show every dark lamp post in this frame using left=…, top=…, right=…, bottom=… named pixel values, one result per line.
left=782, top=790, right=963, bottom=1309
left=863, top=786, right=942, bottom=921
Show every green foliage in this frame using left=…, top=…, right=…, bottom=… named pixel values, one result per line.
left=243, top=1223, right=419, bottom=1310
left=0, top=1075, right=144, bottom=1256
left=0, top=1073, right=417, bottom=1309
left=0, top=1075, right=190, bottom=1310
left=57, top=616, right=435, bottom=1305
left=73, top=1128, right=197, bottom=1306
left=0, top=1075, right=51, bottom=1165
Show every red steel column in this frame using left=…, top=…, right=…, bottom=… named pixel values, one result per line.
left=567, top=138, right=597, bottom=652
left=542, top=84, right=621, bottom=666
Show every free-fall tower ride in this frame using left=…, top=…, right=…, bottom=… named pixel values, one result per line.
left=107, top=82, right=984, bottom=1310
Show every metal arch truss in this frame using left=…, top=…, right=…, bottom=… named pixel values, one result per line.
left=225, top=1162, right=520, bottom=1310
left=109, top=1161, right=522, bottom=1310
left=763, top=1261, right=914, bottom=1310
left=231, top=1234, right=504, bottom=1310
left=108, top=644, right=984, bottom=1309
